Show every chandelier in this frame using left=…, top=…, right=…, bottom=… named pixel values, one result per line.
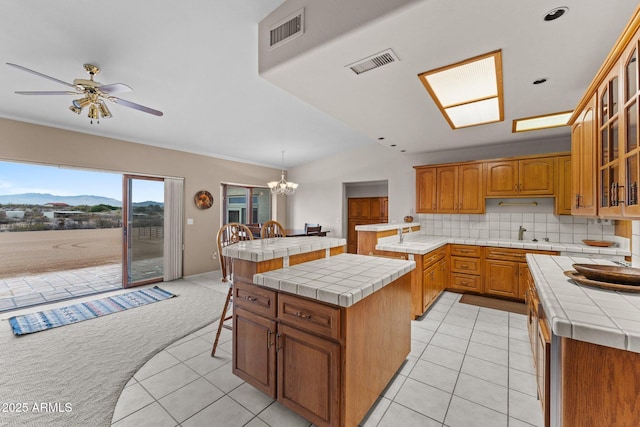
left=268, top=151, right=298, bottom=195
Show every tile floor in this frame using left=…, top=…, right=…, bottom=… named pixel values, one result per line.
left=112, top=291, right=543, bottom=427
left=0, top=259, right=163, bottom=313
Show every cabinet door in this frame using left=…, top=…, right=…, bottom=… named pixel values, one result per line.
left=484, top=259, right=518, bottom=298
left=519, top=157, right=554, bottom=195
left=416, top=167, right=437, bottom=213
left=458, top=163, right=485, bottom=213
left=555, top=155, right=573, bottom=215
left=517, top=263, right=530, bottom=300
left=277, top=323, right=340, bottom=427
left=233, top=307, right=277, bottom=398
left=572, top=95, right=598, bottom=216
left=598, top=70, right=624, bottom=217
left=370, top=197, right=383, bottom=220
left=485, top=161, right=518, bottom=196
left=423, top=265, right=435, bottom=311
left=437, top=165, right=458, bottom=213
left=537, top=318, right=551, bottom=427
left=623, top=42, right=640, bottom=216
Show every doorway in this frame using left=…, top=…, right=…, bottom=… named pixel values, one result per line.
left=123, top=175, right=165, bottom=287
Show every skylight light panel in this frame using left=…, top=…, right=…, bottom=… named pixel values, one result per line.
left=418, top=50, right=503, bottom=129
left=513, top=111, right=573, bottom=132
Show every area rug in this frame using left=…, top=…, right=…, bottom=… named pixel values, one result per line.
left=9, top=286, right=176, bottom=335
left=0, top=274, right=226, bottom=427
left=459, top=293, right=527, bottom=315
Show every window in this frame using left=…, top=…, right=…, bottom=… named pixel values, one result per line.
left=222, top=184, right=271, bottom=225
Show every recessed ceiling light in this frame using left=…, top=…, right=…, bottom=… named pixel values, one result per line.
left=400, top=150, right=406, bottom=153
left=512, top=111, right=573, bottom=133
left=418, top=50, right=504, bottom=129
left=533, top=78, right=547, bottom=85
left=390, top=144, right=397, bottom=147
left=544, top=7, right=568, bottom=22
left=378, top=137, right=385, bottom=140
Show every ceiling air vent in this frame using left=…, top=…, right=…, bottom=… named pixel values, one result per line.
left=269, top=9, right=304, bottom=49
left=347, top=49, right=399, bottom=75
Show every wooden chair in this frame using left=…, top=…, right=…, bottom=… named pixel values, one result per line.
left=212, top=222, right=253, bottom=357
left=260, top=220, right=287, bottom=238
left=304, top=222, right=319, bottom=233
left=305, top=225, right=323, bottom=236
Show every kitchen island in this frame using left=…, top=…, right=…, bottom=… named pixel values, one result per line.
left=222, top=238, right=415, bottom=427
left=527, top=254, right=640, bottom=427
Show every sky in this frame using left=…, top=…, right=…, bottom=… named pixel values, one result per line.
left=0, top=161, right=165, bottom=203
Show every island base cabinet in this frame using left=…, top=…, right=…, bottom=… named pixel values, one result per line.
left=233, top=306, right=277, bottom=398
left=561, top=337, right=640, bottom=427
left=232, top=274, right=412, bottom=427
left=278, top=324, right=340, bottom=427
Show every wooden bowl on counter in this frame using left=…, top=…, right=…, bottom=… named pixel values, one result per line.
left=572, top=264, right=640, bottom=286
left=582, top=239, right=616, bottom=247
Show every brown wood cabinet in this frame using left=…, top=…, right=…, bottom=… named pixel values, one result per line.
left=569, top=5, right=640, bottom=218
left=485, top=157, right=555, bottom=197
left=415, top=163, right=484, bottom=214
left=525, top=274, right=550, bottom=427
left=483, top=247, right=556, bottom=300
left=422, top=247, right=448, bottom=313
left=232, top=272, right=411, bottom=427
left=415, top=167, right=437, bottom=213
left=555, top=155, right=573, bottom=215
left=571, top=94, right=598, bottom=216
left=347, top=197, right=388, bottom=253
left=448, top=244, right=482, bottom=293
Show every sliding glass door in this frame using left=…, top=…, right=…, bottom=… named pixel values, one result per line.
left=123, top=175, right=164, bottom=287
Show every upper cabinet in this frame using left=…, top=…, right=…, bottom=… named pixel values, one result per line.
left=555, top=155, right=573, bottom=216
left=415, top=163, right=484, bottom=214
left=571, top=94, right=598, bottom=216
left=569, top=6, right=640, bottom=218
left=415, top=154, right=568, bottom=215
left=485, top=157, right=554, bottom=197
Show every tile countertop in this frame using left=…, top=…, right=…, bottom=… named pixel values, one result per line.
left=221, top=236, right=347, bottom=262
left=253, top=253, right=416, bottom=307
left=527, top=254, right=640, bottom=353
left=374, top=232, right=630, bottom=256
left=354, top=222, right=421, bottom=231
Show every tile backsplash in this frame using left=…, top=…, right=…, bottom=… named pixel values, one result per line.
left=417, top=198, right=616, bottom=244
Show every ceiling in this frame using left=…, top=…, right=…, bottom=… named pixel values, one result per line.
left=1, top=1, right=638, bottom=170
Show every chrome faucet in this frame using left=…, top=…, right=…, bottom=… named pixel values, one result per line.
left=398, top=226, right=404, bottom=244
left=518, top=225, right=526, bottom=241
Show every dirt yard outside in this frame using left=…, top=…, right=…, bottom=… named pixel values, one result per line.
left=0, top=228, right=122, bottom=279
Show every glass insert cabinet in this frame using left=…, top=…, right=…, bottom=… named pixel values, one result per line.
left=597, top=28, right=640, bottom=217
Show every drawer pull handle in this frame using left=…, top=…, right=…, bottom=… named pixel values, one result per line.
left=244, top=296, right=258, bottom=302
left=296, top=311, right=312, bottom=319
left=461, top=264, right=469, bottom=268
left=461, top=281, right=469, bottom=285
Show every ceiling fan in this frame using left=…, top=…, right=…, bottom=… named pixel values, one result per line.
left=6, top=62, right=163, bottom=123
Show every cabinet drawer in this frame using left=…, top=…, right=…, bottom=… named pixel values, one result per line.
left=449, top=244, right=481, bottom=258
left=485, top=247, right=527, bottom=262
left=449, top=273, right=482, bottom=292
left=233, top=281, right=277, bottom=319
left=485, top=247, right=557, bottom=262
left=422, top=247, right=446, bottom=269
left=278, top=293, right=341, bottom=340
left=450, top=256, right=481, bottom=275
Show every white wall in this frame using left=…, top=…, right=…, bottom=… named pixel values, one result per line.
left=288, top=136, right=571, bottom=238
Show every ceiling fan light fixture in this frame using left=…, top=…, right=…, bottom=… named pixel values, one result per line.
left=72, top=96, right=91, bottom=109
left=98, top=101, right=112, bottom=119
left=69, top=105, right=82, bottom=114
left=88, top=103, right=99, bottom=123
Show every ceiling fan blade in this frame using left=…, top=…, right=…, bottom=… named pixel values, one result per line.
left=15, top=90, right=78, bottom=95
left=98, top=83, right=132, bottom=94
left=110, top=97, right=163, bottom=116
left=6, top=63, right=77, bottom=89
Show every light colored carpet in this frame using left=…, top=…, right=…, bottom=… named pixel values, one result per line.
left=0, top=273, right=227, bottom=427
